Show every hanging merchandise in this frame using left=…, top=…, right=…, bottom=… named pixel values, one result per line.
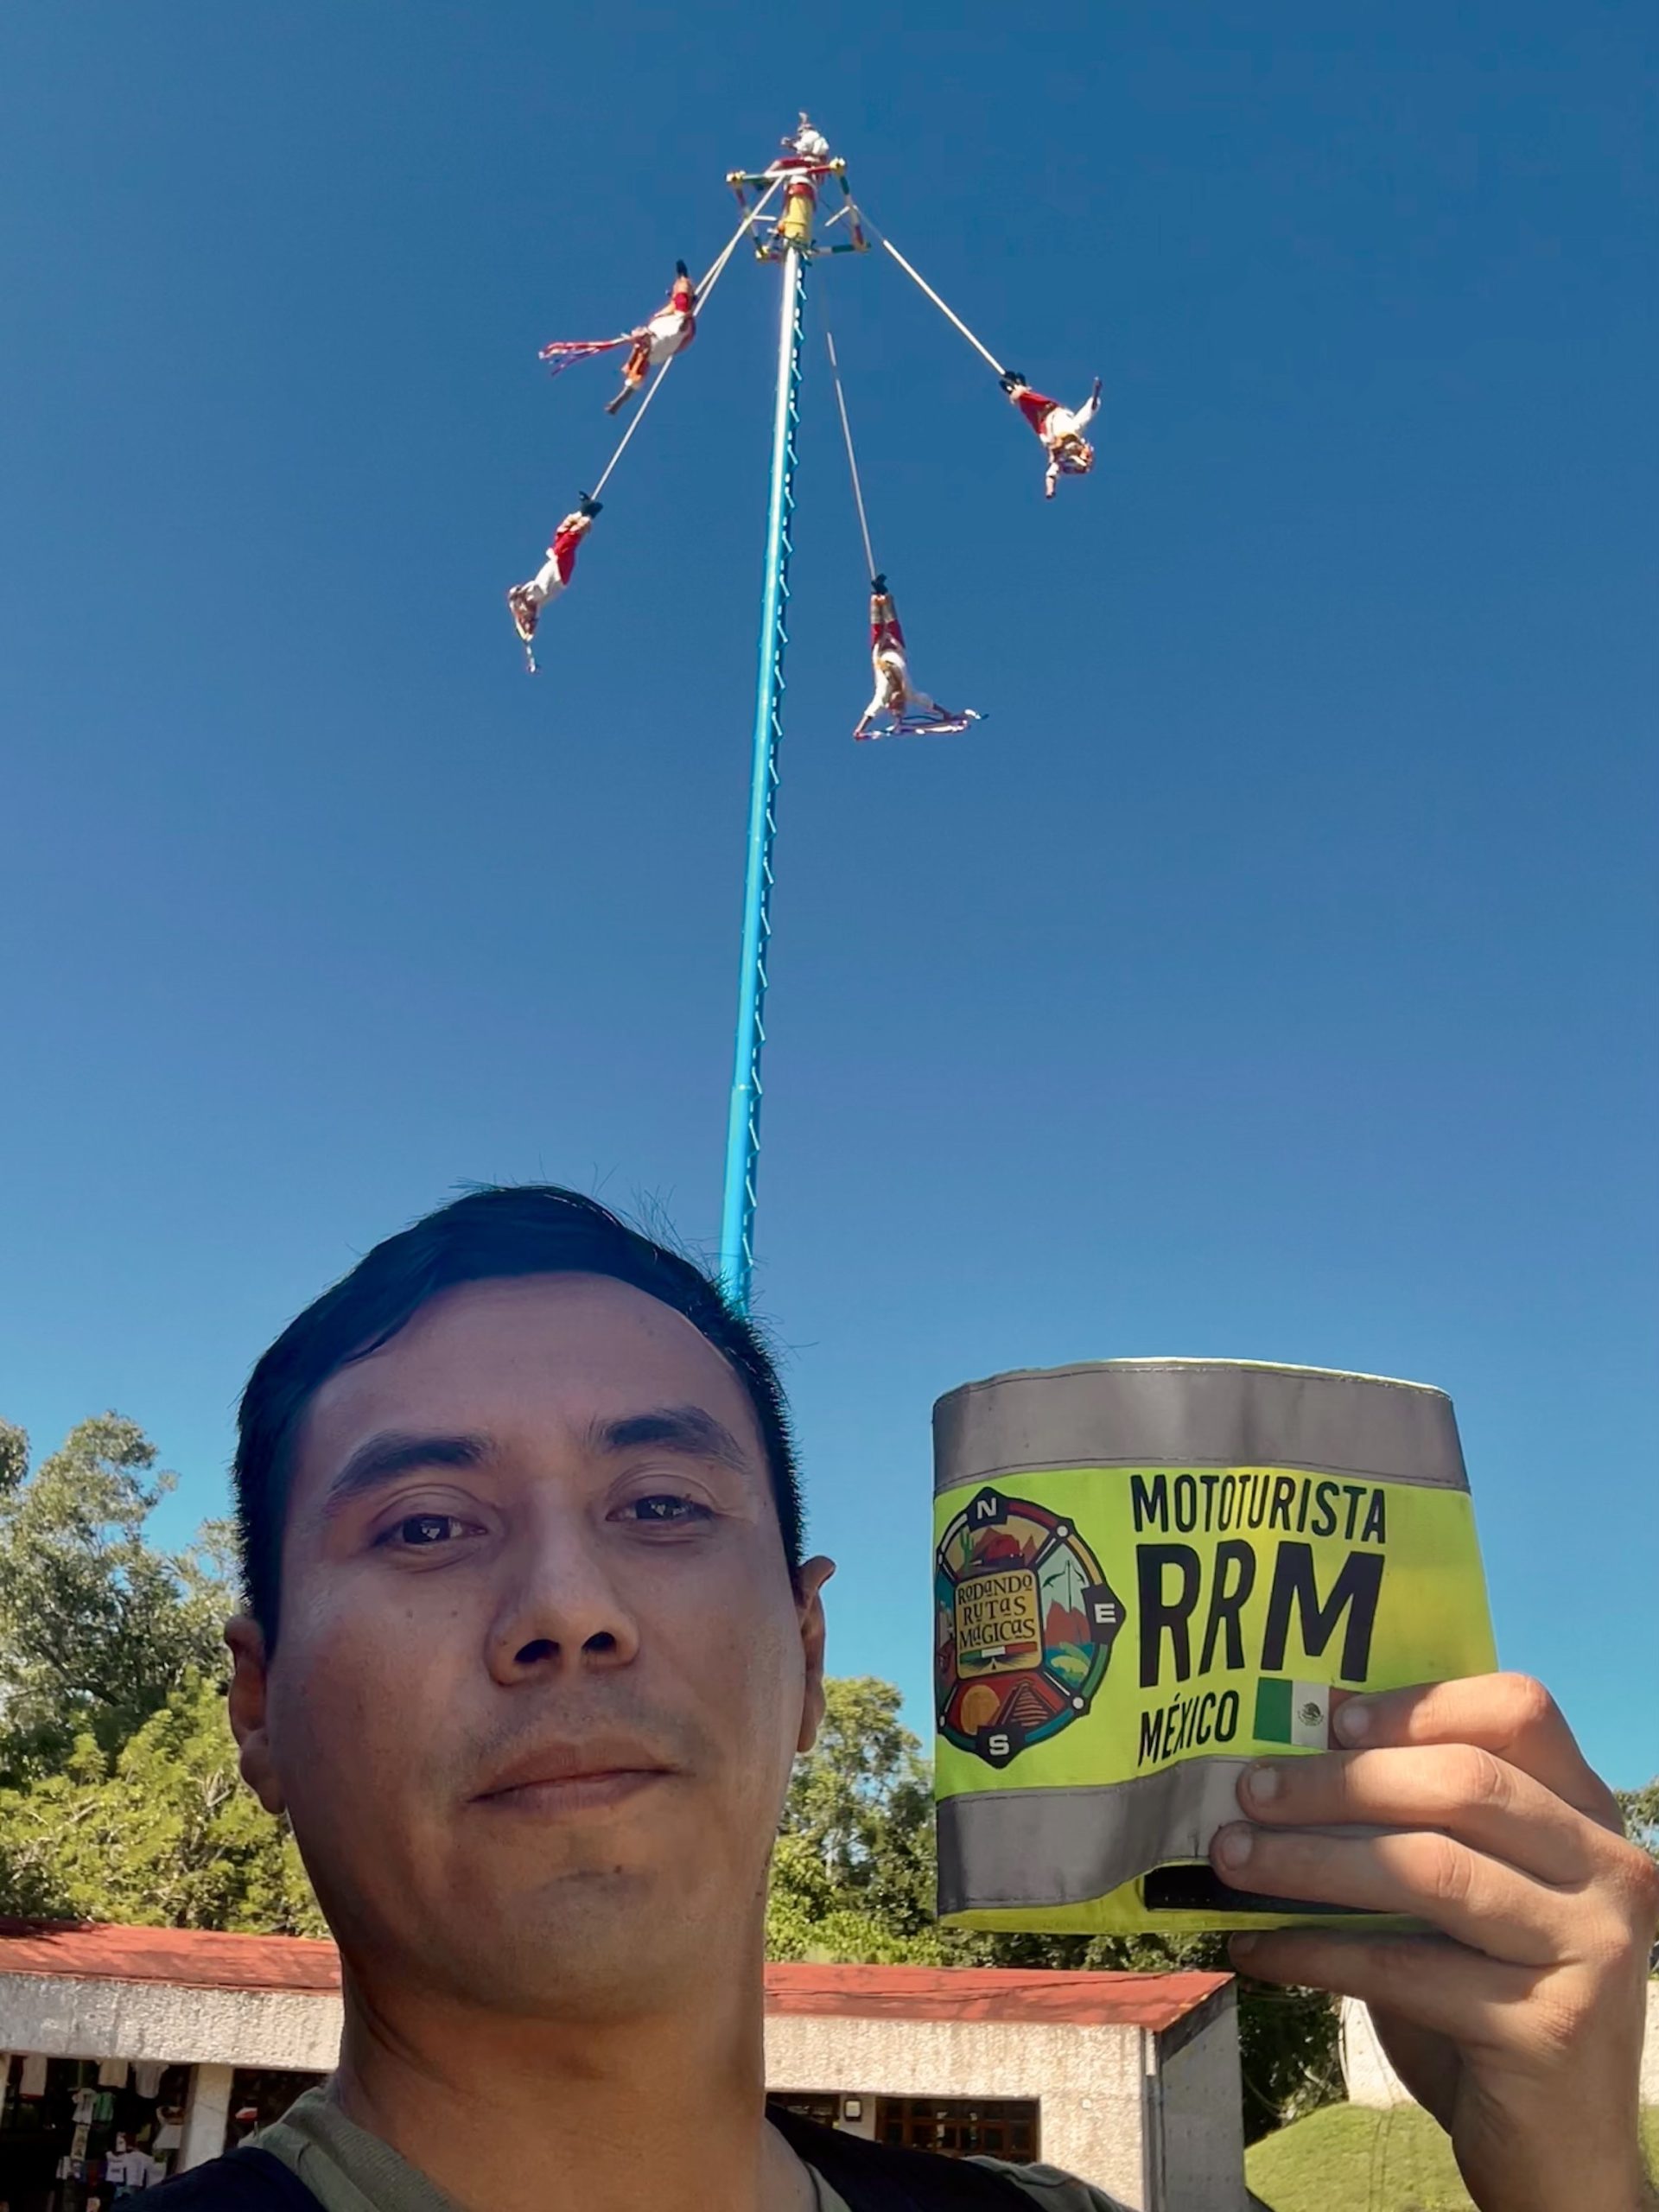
left=20, top=2052, right=48, bottom=2097
left=98, top=2056, right=130, bottom=2088
left=932, top=1359, right=1497, bottom=1935
left=106, top=2140, right=165, bottom=2189
left=133, top=2061, right=166, bottom=2099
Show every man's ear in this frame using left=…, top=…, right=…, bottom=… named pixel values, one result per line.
left=792, top=1556, right=836, bottom=1756
left=225, top=1615, right=285, bottom=1815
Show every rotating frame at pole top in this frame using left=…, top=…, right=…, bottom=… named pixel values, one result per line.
left=726, top=116, right=869, bottom=262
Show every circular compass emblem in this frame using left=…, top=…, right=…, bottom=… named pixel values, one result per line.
left=936, top=1485, right=1124, bottom=1769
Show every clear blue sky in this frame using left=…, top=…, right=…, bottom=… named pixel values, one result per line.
left=2, top=3, right=1653, bottom=1784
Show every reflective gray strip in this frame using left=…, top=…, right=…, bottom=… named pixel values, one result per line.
left=937, top=1764, right=1253, bottom=1915
left=934, top=1359, right=1466, bottom=1497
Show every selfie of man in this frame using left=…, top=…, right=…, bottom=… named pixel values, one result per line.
left=3, top=14, right=1655, bottom=2212
left=109, top=1187, right=1644, bottom=2212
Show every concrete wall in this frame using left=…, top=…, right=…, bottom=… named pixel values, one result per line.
left=180, top=2063, right=235, bottom=2170
left=1343, top=1986, right=1659, bottom=2109
left=766, top=2012, right=1148, bottom=2209
left=1338, top=2001, right=1414, bottom=2111
left=0, top=1973, right=342, bottom=2072
left=1157, top=1993, right=1247, bottom=2212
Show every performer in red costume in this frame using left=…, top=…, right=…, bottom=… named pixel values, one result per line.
left=505, top=495, right=601, bottom=672
left=606, top=262, right=698, bottom=416
left=1000, top=370, right=1102, bottom=499
left=852, top=576, right=972, bottom=741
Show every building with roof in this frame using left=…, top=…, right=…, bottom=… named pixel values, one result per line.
left=0, top=1920, right=1246, bottom=2209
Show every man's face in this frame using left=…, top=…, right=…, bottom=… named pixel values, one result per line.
left=228, top=1275, right=830, bottom=2020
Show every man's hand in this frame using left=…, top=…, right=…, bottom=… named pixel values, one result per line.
left=1212, top=1674, right=1659, bottom=2211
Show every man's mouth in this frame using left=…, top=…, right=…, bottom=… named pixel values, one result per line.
left=477, top=1770, right=668, bottom=1815
left=472, top=1739, right=677, bottom=1816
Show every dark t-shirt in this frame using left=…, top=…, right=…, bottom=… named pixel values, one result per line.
left=144, top=2087, right=1131, bottom=2210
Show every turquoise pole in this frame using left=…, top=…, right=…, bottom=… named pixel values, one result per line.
left=719, top=244, right=806, bottom=1312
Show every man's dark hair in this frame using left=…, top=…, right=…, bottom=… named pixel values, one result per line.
left=233, top=1185, right=803, bottom=1644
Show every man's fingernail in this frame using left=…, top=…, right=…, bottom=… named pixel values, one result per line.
left=1215, top=1824, right=1253, bottom=1871
left=1230, top=1934, right=1260, bottom=1963
left=1335, top=1698, right=1371, bottom=1745
left=1243, top=1762, right=1282, bottom=1806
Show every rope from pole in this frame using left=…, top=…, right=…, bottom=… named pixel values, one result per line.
left=868, top=221, right=1006, bottom=378
left=588, top=359, right=671, bottom=499
left=590, top=183, right=783, bottom=501
left=823, top=320, right=877, bottom=582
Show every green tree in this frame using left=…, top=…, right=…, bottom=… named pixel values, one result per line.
left=0, top=1414, right=232, bottom=1783
left=1618, top=1779, right=1658, bottom=1866
left=0, top=1670, right=325, bottom=1933
left=768, top=1677, right=944, bottom=1960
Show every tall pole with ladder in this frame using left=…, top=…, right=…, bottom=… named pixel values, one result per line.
left=717, top=135, right=823, bottom=1313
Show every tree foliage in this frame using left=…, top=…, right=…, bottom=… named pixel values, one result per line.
left=1618, top=1780, right=1659, bottom=1866
left=0, top=1414, right=232, bottom=1783
left=0, top=1410, right=325, bottom=1933
left=0, top=1672, right=326, bottom=1936
left=768, top=1676, right=945, bottom=1961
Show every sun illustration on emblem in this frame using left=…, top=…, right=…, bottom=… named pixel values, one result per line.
left=935, top=1486, right=1124, bottom=1769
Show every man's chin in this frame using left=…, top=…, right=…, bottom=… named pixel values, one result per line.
left=428, top=1873, right=700, bottom=2018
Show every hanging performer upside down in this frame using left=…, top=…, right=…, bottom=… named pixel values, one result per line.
left=853, top=577, right=977, bottom=741
left=605, top=261, right=697, bottom=415
left=505, top=495, right=601, bottom=672
left=1000, top=371, right=1102, bottom=499
left=536, top=261, right=698, bottom=404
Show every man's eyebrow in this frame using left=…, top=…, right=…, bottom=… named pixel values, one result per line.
left=595, top=1406, right=753, bottom=1473
left=319, top=1432, right=491, bottom=1517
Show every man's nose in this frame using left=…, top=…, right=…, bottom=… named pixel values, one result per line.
left=485, top=1512, right=642, bottom=1681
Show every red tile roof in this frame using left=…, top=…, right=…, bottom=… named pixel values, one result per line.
left=0, top=1920, right=343, bottom=1996
left=0, top=1922, right=1225, bottom=2029
left=764, top=1962, right=1228, bottom=2031
left=0, top=1929, right=1221, bottom=2025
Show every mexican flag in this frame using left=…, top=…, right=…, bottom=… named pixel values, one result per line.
left=1253, top=1677, right=1332, bottom=1748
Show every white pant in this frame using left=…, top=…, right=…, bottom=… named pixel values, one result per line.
left=863, top=652, right=943, bottom=723
left=527, top=554, right=569, bottom=607
left=1044, top=390, right=1100, bottom=446
left=644, top=309, right=691, bottom=366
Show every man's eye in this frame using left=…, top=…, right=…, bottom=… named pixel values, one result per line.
left=383, top=1514, right=468, bottom=1548
left=624, top=1495, right=712, bottom=1524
